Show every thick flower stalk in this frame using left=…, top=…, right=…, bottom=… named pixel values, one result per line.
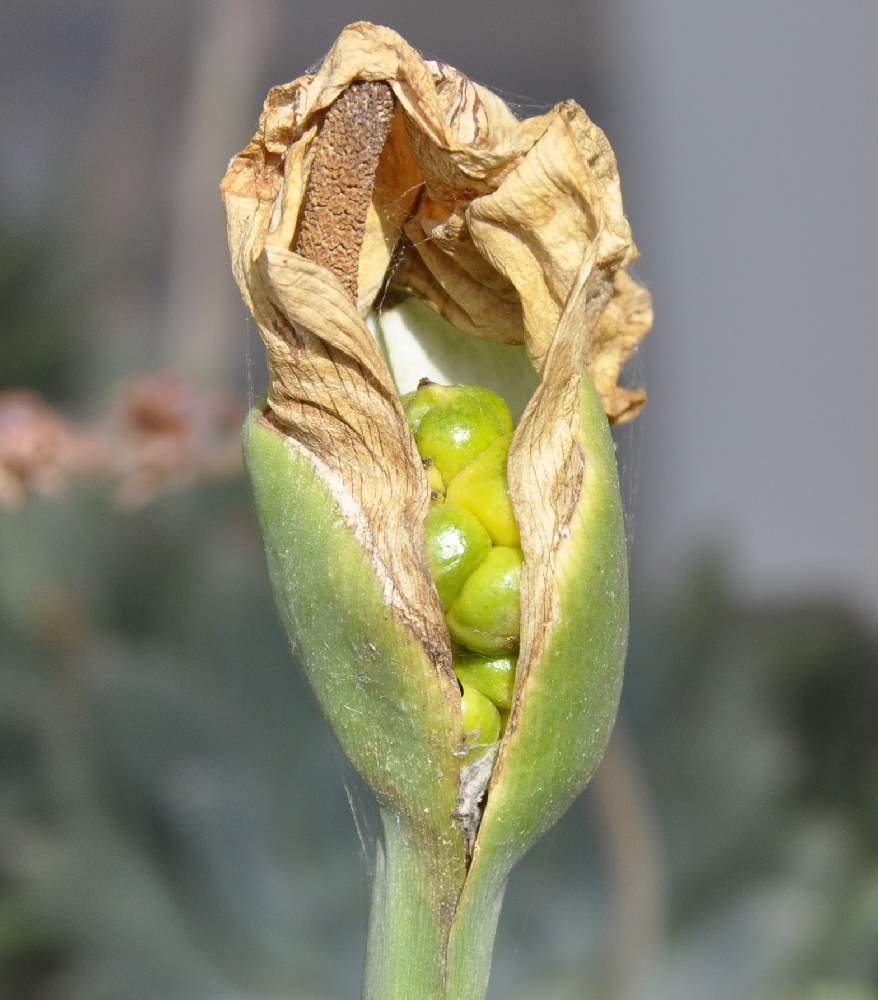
left=221, top=22, right=651, bottom=1000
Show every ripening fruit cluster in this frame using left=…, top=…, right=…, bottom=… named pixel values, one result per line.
left=402, top=380, right=521, bottom=750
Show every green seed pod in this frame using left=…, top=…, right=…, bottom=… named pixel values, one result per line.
left=445, top=432, right=519, bottom=548
left=222, top=22, right=651, bottom=1000
left=446, top=546, right=523, bottom=655
left=424, top=501, right=492, bottom=609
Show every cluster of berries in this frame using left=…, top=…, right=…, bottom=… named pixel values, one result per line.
left=402, top=380, right=522, bottom=749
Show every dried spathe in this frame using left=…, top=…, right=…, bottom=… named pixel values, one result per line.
left=222, top=21, right=650, bottom=421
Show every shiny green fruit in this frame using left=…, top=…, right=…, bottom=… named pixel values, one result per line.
left=403, top=381, right=461, bottom=434
left=414, top=407, right=499, bottom=484
left=424, top=502, right=492, bottom=608
left=453, top=652, right=517, bottom=711
left=459, top=680, right=501, bottom=747
left=405, top=382, right=513, bottom=483
left=445, top=432, right=519, bottom=547
left=446, top=546, right=523, bottom=655
left=464, top=385, right=514, bottom=437
left=404, top=381, right=512, bottom=436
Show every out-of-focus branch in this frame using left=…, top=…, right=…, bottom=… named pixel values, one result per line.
left=589, top=720, right=666, bottom=1000
left=161, top=0, right=277, bottom=381
left=0, top=375, right=245, bottom=511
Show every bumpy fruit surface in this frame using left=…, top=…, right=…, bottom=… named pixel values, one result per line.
left=407, top=381, right=523, bottom=747
left=459, top=681, right=501, bottom=747
left=445, top=433, right=519, bottom=547
left=446, top=546, right=523, bottom=655
left=452, top=653, right=517, bottom=711
left=403, top=381, right=513, bottom=438
left=424, top=503, right=492, bottom=608
left=405, top=381, right=513, bottom=484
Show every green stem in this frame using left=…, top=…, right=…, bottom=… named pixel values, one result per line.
left=363, top=809, right=458, bottom=1000
left=445, top=863, right=507, bottom=1000
left=363, top=807, right=511, bottom=1000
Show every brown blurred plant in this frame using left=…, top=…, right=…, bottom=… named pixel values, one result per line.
left=0, top=374, right=246, bottom=511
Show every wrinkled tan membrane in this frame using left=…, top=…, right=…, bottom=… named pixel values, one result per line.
left=221, top=20, right=651, bottom=710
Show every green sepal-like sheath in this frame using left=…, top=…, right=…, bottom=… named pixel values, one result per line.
left=483, top=357, right=627, bottom=859
left=369, top=279, right=630, bottom=999
left=243, top=411, right=468, bottom=996
left=446, top=360, right=628, bottom=999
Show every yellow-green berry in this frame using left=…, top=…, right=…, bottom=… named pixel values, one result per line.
left=414, top=406, right=496, bottom=483
left=459, top=679, right=501, bottom=747
left=445, top=432, right=519, bottom=547
left=464, top=385, right=513, bottom=437
left=453, top=652, right=517, bottom=711
left=405, top=381, right=513, bottom=484
left=446, top=545, right=523, bottom=655
left=402, top=380, right=457, bottom=434
left=404, top=381, right=512, bottom=435
left=424, top=502, right=492, bottom=608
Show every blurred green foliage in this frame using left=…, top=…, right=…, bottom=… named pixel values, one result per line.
left=0, top=479, right=371, bottom=999
left=622, top=559, right=878, bottom=998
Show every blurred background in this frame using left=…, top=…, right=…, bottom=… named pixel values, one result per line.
left=1, top=2, right=876, bottom=998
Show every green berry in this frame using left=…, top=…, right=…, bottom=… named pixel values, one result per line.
left=459, top=679, right=501, bottom=747
left=463, top=385, right=513, bottom=437
left=445, top=432, right=519, bottom=547
left=405, top=381, right=513, bottom=483
left=404, top=381, right=512, bottom=435
left=414, top=405, right=498, bottom=483
left=424, top=502, right=492, bottom=608
left=403, top=380, right=460, bottom=435
left=453, top=652, right=517, bottom=711
left=446, top=545, right=523, bottom=655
